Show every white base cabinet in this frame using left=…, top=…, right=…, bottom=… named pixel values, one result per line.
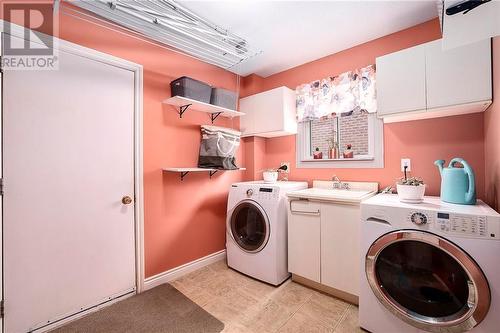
left=320, top=203, right=360, bottom=296
left=288, top=200, right=361, bottom=298
left=287, top=200, right=321, bottom=283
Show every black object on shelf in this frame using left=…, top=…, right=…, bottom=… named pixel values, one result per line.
left=446, top=0, right=491, bottom=16
left=170, top=76, right=212, bottom=103
left=210, top=87, right=237, bottom=110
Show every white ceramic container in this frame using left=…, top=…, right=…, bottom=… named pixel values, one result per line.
left=397, top=184, right=426, bottom=203
left=263, top=171, right=278, bottom=183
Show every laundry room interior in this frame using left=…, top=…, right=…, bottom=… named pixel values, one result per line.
left=0, top=0, right=499, bottom=332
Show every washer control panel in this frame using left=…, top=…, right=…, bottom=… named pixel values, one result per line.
left=435, top=212, right=491, bottom=237
left=404, top=210, right=499, bottom=239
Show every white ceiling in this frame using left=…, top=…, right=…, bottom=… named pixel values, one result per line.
left=178, top=0, right=439, bottom=77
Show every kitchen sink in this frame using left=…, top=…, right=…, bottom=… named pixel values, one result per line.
left=286, top=180, right=378, bottom=203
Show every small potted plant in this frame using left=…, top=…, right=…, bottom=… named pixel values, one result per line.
left=263, top=168, right=279, bottom=183
left=396, top=177, right=426, bottom=203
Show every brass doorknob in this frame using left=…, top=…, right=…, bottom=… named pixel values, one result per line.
left=122, top=196, right=133, bottom=205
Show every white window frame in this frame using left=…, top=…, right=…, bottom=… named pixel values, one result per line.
left=296, top=114, right=384, bottom=168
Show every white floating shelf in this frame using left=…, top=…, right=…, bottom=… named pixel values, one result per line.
left=163, top=96, right=244, bottom=123
left=163, top=167, right=246, bottom=181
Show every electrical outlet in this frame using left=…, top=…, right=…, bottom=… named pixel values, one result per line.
left=280, top=162, right=290, bottom=173
left=401, top=158, right=411, bottom=172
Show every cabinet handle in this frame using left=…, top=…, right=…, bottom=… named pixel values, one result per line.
left=289, top=199, right=320, bottom=216
left=291, top=210, right=320, bottom=216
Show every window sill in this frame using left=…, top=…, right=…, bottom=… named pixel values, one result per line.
left=302, top=157, right=374, bottom=162
left=297, top=155, right=383, bottom=169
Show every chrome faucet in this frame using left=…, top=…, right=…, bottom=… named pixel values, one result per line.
left=332, top=175, right=350, bottom=190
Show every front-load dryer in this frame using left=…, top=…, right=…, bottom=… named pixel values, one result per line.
left=226, top=181, right=307, bottom=285
left=360, top=194, right=500, bottom=333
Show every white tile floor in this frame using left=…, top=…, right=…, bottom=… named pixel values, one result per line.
left=171, top=260, right=363, bottom=333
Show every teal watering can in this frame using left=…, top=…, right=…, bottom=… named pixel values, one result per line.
left=434, top=158, right=476, bottom=205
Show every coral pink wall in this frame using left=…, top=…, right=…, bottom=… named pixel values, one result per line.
left=2, top=6, right=246, bottom=277
left=484, top=37, right=500, bottom=211
left=242, top=19, right=486, bottom=198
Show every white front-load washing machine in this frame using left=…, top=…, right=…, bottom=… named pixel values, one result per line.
left=360, top=194, right=500, bottom=333
left=226, top=181, right=307, bottom=285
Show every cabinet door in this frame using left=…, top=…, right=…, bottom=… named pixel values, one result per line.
left=426, top=39, right=491, bottom=110
left=376, top=44, right=427, bottom=116
left=239, top=87, right=287, bottom=136
left=442, top=0, right=500, bottom=50
left=287, top=200, right=321, bottom=282
left=239, top=96, right=255, bottom=136
left=320, top=203, right=361, bottom=296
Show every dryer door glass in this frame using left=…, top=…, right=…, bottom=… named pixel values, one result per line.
left=365, top=230, right=490, bottom=333
left=230, top=201, right=269, bottom=253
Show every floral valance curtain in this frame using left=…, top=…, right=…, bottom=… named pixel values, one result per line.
left=295, top=65, right=376, bottom=122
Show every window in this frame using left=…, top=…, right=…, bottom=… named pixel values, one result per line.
left=310, top=112, right=369, bottom=159
left=297, top=113, right=383, bottom=168
left=295, top=65, right=384, bottom=168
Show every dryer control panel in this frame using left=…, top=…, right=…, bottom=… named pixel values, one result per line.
left=257, top=187, right=279, bottom=200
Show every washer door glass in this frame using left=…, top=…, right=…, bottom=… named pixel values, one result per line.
left=376, top=240, right=469, bottom=317
left=230, top=201, right=269, bottom=253
left=366, top=230, right=490, bottom=333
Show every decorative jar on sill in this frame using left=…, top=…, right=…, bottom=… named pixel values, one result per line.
left=313, top=147, right=323, bottom=159
left=343, top=144, right=354, bottom=158
left=328, top=143, right=339, bottom=159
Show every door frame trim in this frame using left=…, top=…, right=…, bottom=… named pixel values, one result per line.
left=0, top=17, right=145, bottom=300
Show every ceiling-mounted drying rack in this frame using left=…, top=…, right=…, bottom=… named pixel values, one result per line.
left=163, top=167, right=246, bottom=181
left=162, top=96, right=244, bottom=124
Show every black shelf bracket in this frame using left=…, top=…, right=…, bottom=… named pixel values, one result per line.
left=178, top=104, right=192, bottom=118
left=210, top=112, right=222, bottom=124
left=180, top=171, right=189, bottom=181
left=209, top=170, right=218, bottom=178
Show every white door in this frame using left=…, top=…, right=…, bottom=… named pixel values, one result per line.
left=375, top=44, right=427, bottom=116
left=3, top=36, right=136, bottom=332
left=425, top=39, right=492, bottom=110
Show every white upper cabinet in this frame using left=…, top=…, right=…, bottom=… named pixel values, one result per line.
left=239, top=86, right=297, bottom=137
left=376, top=38, right=492, bottom=123
left=441, top=0, right=500, bottom=50
left=376, top=44, right=427, bottom=116
left=426, top=39, right=492, bottom=109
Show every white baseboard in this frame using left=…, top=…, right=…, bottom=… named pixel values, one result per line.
left=143, top=249, right=226, bottom=291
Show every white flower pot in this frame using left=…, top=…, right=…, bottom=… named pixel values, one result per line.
left=263, top=171, right=278, bottom=183
left=397, top=184, right=426, bottom=203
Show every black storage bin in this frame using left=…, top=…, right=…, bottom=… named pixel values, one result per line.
left=170, top=76, right=212, bottom=103
left=210, top=87, right=237, bottom=110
